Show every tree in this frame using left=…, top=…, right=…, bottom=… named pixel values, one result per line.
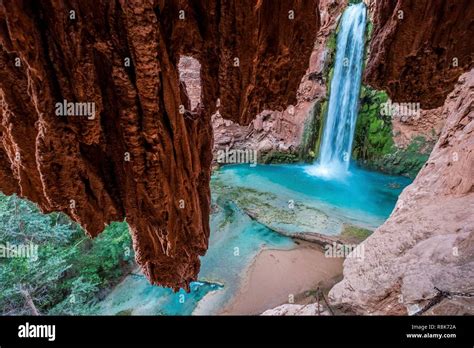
left=0, top=193, right=134, bottom=315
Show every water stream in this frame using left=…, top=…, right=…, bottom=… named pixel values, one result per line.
left=97, top=3, right=410, bottom=316
left=307, top=2, right=367, bottom=178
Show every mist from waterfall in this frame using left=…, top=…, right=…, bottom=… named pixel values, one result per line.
left=306, top=2, right=367, bottom=179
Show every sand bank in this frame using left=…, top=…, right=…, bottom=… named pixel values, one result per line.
left=221, top=242, right=343, bottom=315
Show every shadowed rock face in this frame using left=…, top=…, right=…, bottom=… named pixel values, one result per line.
left=365, top=0, right=474, bottom=109
left=212, top=0, right=346, bottom=163
left=0, top=0, right=319, bottom=290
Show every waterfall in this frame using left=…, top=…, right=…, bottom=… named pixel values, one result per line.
left=307, top=3, right=366, bottom=179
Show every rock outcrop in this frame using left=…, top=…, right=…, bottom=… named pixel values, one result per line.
left=364, top=0, right=474, bottom=109
left=212, top=0, right=345, bottom=163
left=262, top=303, right=330, bottom=316
left=0, top=0, right=319, bottom=289
left=391, top=106, right=444, bottom=149
left=328, top=0, right=474, bottom=315
left=329, top=69, right=474, bottom=315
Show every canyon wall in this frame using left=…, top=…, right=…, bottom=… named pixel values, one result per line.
left=330, top=69, right=474, bottom=315
left=213, top=0, right=345, bottom=164
left=329, top=0, right=474, bottom=314
left=352, top=0, right=473, bottom=178
left=364, top=0, right=474, bottom=109
left=0, top=0, right=319, bottom=290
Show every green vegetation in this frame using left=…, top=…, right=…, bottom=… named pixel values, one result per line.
left=369, top=136, right=433, bottom=178
left=365, top=20, right=373, bottom=43
left=352, top=86, right=434, bottom=178
left=323, top=10, right=343, bottom=85
left=0, top=193, right=133, bottom=315
left=352, top=86, right=393, bottom=161
left=260, top=151, right=299, bottom=164
left=299, top=101, right=323, bottom=162
left=362, top=12, right=373, bottom=72
left=324, top=30, right=338, bottom=84
left=314, top=99, right=329, bottom=158
left=341, top=224, right=372, bottom=243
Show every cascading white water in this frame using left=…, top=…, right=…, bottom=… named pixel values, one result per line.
left=306, top=2, right=366, bottom=179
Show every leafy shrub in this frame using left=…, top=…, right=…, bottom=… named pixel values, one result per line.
left=0, top=194, right=133, bottom=315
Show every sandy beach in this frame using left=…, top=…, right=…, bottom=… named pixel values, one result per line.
left=221, top=241, right=343, bottom=315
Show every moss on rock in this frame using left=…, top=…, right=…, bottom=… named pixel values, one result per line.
left=352, top=86, right=435, bottom=178
left=341, top=224, right=372, bottom=243
left=368, top=136, right=434, bottom=179
left=299, top=101, right=323, bottom=163
left=260, top=151, right=300, bottom=164
left=352, top=86, right=393, bottom=161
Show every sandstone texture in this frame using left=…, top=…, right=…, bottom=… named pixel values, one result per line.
left=212, top=0, right=345, bottom=163
left=391, top=106, right=444, bottom=148
left=329, top=69, right=474, bottom=315
left=262, top=303, right=330, bottom=316
left=364, top=0, right=474, bottom=109
left=328, top=0, right=474, bottom=314
left=0, top=0, right=319, bottom=289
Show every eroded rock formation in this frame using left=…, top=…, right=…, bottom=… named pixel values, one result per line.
left=391, top=106, right=444, bottom=149
left=329, top=69, right=474, bottom=314
left=213, top=0, right=345, bottom=163
left=0, top=0, right=319, bottom=290
left=365, top=0, right=474, bottom=109
left=328, top=0, right=474, bottom=315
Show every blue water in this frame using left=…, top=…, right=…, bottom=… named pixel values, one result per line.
left=220, top=163, right=410, bottom=224
left=98, top=195, right=294, bottom=315
left=99, top=277, right=222, bottom=315
left=97, top=3, right=410, bottom=316
left=308, top=2, right=366, bottom=177
left=98, top=163, right=410, bottom=315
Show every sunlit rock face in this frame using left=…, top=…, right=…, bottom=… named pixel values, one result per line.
left=330, top=71, right=474, bottom=314
left=330, top=69, right=474, bottom=315
left=327, top=0, right=474, bottom=315
left=0, top=0, right=319, bottom=290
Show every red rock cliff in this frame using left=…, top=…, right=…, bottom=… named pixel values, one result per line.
left=0, top=0, right=319, bottom=290
left=365, top=0, right=474, bottom=109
